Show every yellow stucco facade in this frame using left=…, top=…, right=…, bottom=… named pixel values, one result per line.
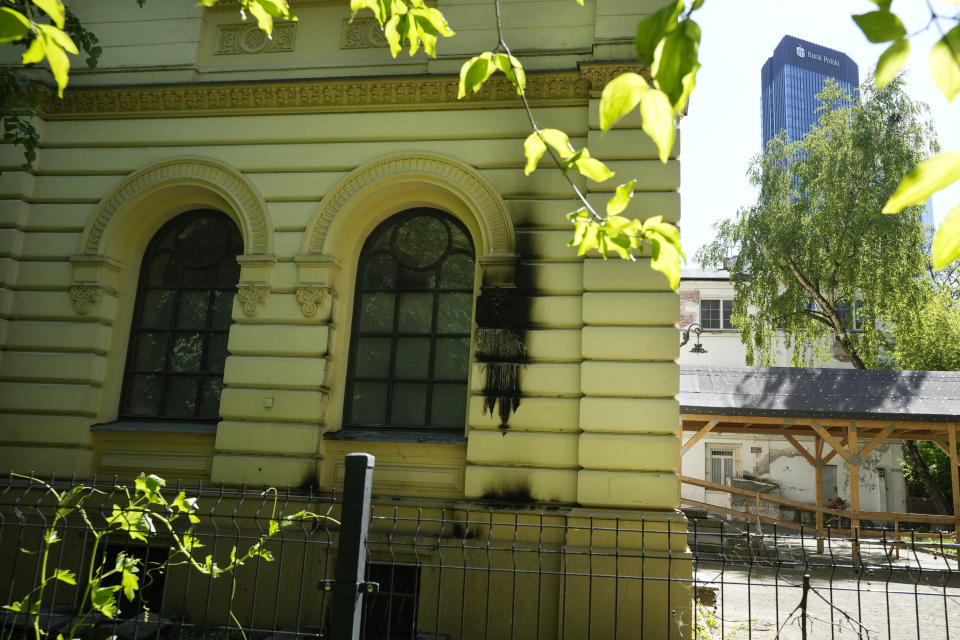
left=1, top=1, right=689, bottom=635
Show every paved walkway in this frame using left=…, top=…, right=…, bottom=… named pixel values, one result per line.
left=693, top=559, right=960, bottom=640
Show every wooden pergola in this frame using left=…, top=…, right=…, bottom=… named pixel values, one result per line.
left=678, top=366, right=960, bottom=549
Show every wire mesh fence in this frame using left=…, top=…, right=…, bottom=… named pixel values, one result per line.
left=0, top=471, right=957, bottom=640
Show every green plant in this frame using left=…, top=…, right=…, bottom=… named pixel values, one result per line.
left=2, top=473, right=334, bottom=640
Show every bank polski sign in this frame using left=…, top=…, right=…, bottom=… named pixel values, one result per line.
left=796, top=42, right=840, bottom=67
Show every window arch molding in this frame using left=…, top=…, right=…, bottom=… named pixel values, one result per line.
left=77, top=156, right=273, bottom=259
left=300, top=153, right=515, bottom=261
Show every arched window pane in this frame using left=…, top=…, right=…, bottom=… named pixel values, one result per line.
left=345, top=209, right=475, bottom=430
left=120, top=210, right=242, bottom=421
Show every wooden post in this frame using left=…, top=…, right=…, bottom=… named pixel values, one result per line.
left=948, top=424, right=959, bottom=570
left=814, top=436, right=825, bottom=552
left=848, top=423, right=860, bottom=562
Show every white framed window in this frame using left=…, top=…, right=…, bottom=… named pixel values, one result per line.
left=706, top=445, right=739, bottom=485
left=700, top=299, right=735, bottom=330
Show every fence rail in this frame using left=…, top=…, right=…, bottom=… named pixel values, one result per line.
left=0, top=465, right=958, bottom=640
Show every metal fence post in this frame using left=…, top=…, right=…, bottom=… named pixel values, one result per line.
left=330, top=453, right=376, bottom=640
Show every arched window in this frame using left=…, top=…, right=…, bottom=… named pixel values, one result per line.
left=345, top=209, right=475, bottom=430
left=120, top=210, right=243, bottom=421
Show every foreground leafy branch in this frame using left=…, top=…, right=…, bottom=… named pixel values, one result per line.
left=3, top=473, right=335, bottom=640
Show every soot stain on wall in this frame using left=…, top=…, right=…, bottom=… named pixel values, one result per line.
left=474, top=285, right=529, bottom=429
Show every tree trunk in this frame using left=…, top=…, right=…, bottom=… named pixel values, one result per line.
left=901, top=441, right=953, bottom=515
left=835, top=337, right=953, bottom=515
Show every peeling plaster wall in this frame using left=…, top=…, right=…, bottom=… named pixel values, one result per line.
left=681, top=434, right=907, bottom=516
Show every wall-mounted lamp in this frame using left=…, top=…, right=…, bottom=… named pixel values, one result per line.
left=680, top=322, right=707, bottom=354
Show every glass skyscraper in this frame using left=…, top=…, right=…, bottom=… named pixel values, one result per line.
left=761, top=36, right=859, bottom=149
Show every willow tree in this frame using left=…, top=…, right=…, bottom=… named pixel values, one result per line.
left=698, top=77, right=935, bottom=368
left=698, top=77, right=949, bottom=512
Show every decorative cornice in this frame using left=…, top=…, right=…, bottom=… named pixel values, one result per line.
left=295, top=285, right=329, bottom=317
left=69, top=284, right=101, bottom=314
left=38, top=62, right=643, bottom=120
left=237, top=284, right=270, bottom=316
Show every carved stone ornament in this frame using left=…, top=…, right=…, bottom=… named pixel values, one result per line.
left=295, top=285, right=329, bottom=317
left=237, top=284, right=270, bottom=316
left=341, top=18, right=388, bottom=49
left=38, top=62, right=642, bottom=119
left=215, top=22, right=296, bottom=55
left=69, top=284, right=101, bottom=314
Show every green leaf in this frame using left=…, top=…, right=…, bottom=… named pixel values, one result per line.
left=458, top=53, right=495, bottom=98
left=852, top=10, right=906, bottom=43
left=134, top=473, right=165, bottom=503
left=523, top=132, right=547, bottom=175
left=21, top=36, right=45, bottom=65
left=53, top=569, right=76, bottom=585
left=182, top=534, right=204, bottom=552
left=121, top=567, right=139, bottom=601
left=634, top=0, right=683, bottom=67
left=246, top=1, right=275, bottom=36
left=932, top=203, right=960, bottom=270
left=350, top=0, right=388, bottom=25
left=45, top=527, right=61, bottom=544
left=883, top=152, right=960, bottom=213
left=875, top=38, right=909, bottom=88
left=571, top=150, right=614, bottom=183
left=640, top=88, right=675, bottom=163
left=649, top=233, right=682, bottom=289
left=91, top=585, right=120, bottom=619
left=493, top=53, right=525, bottom=94
left=540, top=128, right=574, bottom=159
left=33, top=0, right=66, bottom=29
left=171, top=491, right=198, bottom=514
left=929, top=24, right=960, bottom=102
left=0, top=8, right=31, bottom=44
left=4, top=596, right=41, bottom=615
left=652, top=18, right=700, bottom=109
left=599, top=72, right=647, bottom=131
left=607, top=180, right=636, bottom=216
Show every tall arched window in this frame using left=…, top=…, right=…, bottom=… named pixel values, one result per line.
left=120, top=210, right=243, bottom=421
left=345, top=209, right=475, bottom=430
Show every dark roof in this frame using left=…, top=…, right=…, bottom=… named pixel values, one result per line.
left=679, top=366, right=960, bottom=423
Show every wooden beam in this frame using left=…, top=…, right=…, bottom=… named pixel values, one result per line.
left=822, top=436, right=848, bottom=464
left=815, top=459, right=825, bottom=553
left=682, top=413, right=956, bottom=431
left=948, top=424, right=960, bottom=570
left=815, top=436, right=824, bottom=461
left=781, top=428, right=818, bottom=466
left=849, top=423, right=860, bottom=541
left=811, top=420, right=853, bottom=462
left=856, top=423, right=896, bottom=461
left=680, top=417, right=720, bottom=456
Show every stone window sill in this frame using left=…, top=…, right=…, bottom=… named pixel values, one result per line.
left=91, top=419, right=218, bottom=435
left=324, top=428, right=466, bottom=445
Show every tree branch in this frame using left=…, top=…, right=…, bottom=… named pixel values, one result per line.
left=783, top=251, right=866, bottom=368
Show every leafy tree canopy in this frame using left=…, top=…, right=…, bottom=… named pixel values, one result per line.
left=697, top=77, right=935, bottom=369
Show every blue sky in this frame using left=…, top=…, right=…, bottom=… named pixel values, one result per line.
left=680, top=0, right=960, bottom=261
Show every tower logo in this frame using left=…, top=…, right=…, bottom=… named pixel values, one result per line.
left=796, top=44, right=805, bottom=58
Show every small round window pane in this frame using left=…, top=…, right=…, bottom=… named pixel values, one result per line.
left=358, top=293, right=395, bottom=332
left=355, top=337, right=392, bottom=378
left=395, top=337, right=430, bottom=379
left=439, top=254, right=474, bottom=289
left=391, top=383, right=427, bottom=426
left=350, top=382, right=388, bottom=424
left=437, top=293, right=472, bottom=333
left=397, top=292, right=433, bottom=333
left=392, top=216, right=448, bottom=268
